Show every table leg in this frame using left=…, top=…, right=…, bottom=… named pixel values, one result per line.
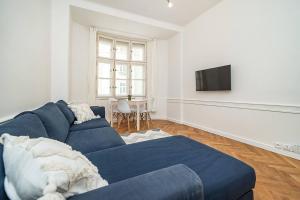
left=110, top=104, right=113, bottom=127
left=137, top=103, right=140, bottom=131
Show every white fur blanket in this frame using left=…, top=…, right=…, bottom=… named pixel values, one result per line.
left=1, top=134, right=108, bottom=200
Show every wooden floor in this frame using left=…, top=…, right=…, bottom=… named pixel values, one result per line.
left=114, top=120, right=300, bottom=200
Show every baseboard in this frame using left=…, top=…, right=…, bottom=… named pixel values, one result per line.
left=152, top=116, right=167, bottom=120
left=166, top=117, right=182, bottom=124
left=167, top=118, right=300, bottom=160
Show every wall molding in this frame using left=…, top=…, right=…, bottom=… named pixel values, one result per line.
left=167, top=118, right=300, bottom=160
left=167, top=98, right=182, bottom=104
left=167, top=98, right=300, bottom=114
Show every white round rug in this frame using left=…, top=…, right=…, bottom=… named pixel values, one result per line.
left=121, top=129, right=171, bottom=144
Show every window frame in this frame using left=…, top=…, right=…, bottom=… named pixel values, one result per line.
left=96, top=33, right=147, bottom=99
left=96, top=59, right=114, bottom=97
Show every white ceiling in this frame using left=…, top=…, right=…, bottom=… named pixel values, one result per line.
left=86, top=0, right=222, bottom=26
left=71, top=6, right=178, bottom=39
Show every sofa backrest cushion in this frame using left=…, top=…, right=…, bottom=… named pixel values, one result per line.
left=0, top=113, right=48, bottom=138
left=33, top=102, right=70, bottom=142
left=0, top=113, right=49, bottom=200
left=56, top=100, right=75, bottom=125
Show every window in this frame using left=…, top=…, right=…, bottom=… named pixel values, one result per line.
left=97, top=34, right=146, bottom=98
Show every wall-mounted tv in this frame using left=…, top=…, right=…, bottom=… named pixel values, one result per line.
left=195, top=65, right=231, bottom=91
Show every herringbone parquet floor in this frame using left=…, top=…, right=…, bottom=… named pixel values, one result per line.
left=115, top=120, right=300, bottom=200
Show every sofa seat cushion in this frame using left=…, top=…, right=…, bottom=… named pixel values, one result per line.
left=66, top=127, right=125, bottom=154
left=56, top=100, right=75, bottom=125
left=86, top=136, right=256, bottom=200
left=33, top=103, right=70, bottom=142
left=70, top=118, right=110, bottom=132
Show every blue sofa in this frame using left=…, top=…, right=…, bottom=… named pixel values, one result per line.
left=0, top=100, right=255, bottom=200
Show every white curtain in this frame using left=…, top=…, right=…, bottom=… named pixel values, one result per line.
left=147, top=39, right=158, bottom=112
left=87, top=27, right=97, bottom=105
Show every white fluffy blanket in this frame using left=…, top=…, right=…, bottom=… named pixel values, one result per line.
left=1, top=134, right=108, bottom=200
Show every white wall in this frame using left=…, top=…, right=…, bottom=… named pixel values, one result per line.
left=167, top=33, right=182, bottom=122
left=0, top=0, right=51, bottom=120
left=51, top=0, right=70, bottom=102
left=168, top=0, right=300, bottom=159
left=182, top=0, right=300, bottom=103
left=152, top=40, right=168, bottom=119
left=70, top=22, right=89, bottom=102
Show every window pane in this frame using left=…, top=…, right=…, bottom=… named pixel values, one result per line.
left=115, top=63, right=128, bottom=79
left=132, top=65, right=145, bottom=79
left=97, top=62, right=112, bottom=78
left=116, top=41, right=129, bottom=60
left=116, top=80, right=128, bottom=96
left=132, top=80, right=144, bottom=96
left=132, top=43, right=145, bottom=61
left=98, top=38, right=113, bottom=58
left=97, top=79, right=111, bottom=96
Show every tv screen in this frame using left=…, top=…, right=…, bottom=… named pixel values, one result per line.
left=195, top=65, right=231, bottom=91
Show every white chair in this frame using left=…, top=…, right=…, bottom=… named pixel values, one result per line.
left=117, top=100, right=134, bottom=130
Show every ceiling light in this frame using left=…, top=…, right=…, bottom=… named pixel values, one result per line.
left=167, top=0, right=173, bottom=8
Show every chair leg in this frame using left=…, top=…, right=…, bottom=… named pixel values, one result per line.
left=146, top=112, right=150, bottom=129
left=117, top=113, right=123, bottom=128
left=112, top=112, right=118, bottom=127
left=117, top=114, right=120, bottom=128
left=127, top=114, right=130, bottom=130
left=148, top=112, right=152, bottom=127
left=140, top=113, right=144, bottom=126
left=111, top=113, right=114, bottom=128
left=134, top=113, right=137, bottom=129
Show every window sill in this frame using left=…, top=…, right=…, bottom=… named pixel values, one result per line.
left=96, top=96, right=146, bottom=100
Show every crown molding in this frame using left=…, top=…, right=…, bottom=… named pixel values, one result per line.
left=69, top=0, right=184, bottom=32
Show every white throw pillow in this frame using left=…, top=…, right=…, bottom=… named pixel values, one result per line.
left=68, top=103, right=100, bottom=124
left=0, top=134, right=108, bottom=200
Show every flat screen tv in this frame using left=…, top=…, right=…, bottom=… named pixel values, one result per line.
left=195, top=65, right=231, bottom=91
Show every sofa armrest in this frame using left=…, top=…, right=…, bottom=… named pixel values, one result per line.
left=90, top=106, right=105, bottom=118
left=69, top=164, right=204, bottom=200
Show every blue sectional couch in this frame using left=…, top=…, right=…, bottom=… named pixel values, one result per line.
left=0, top=100, right=256, bottom=200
